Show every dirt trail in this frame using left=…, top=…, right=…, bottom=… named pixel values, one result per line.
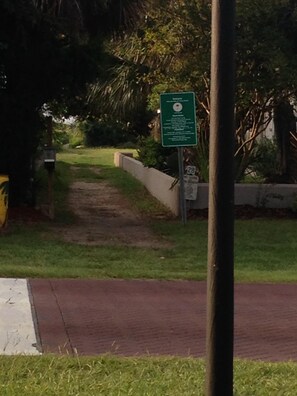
left=53, top=168, right=171, bottom=248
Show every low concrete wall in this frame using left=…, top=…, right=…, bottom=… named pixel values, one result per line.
left=114, top=152, right=297, bottom=215
left=194, top=183, right=297, bottom=209
left=114, top=152, right=179, bottom=215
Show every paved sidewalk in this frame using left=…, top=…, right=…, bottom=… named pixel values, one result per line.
left=0, top=278, right=40, bottom=355
left=28, top=279, right=297, bottom=362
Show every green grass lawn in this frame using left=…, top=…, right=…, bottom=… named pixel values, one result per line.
left=0, top=355, right=297, bottom=395
left=2, top=148, right=297, bottom=393
left=2, top=215, right=297, bottom=281
left=1, top=147, right=297, bottom=281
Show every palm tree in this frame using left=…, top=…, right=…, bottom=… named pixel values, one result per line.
left=32, top=0, right=149, bottom=36
left=0, top=0, right=150, bottom=206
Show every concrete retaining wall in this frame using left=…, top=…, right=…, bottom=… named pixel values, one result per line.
left=114, top=152, right=179, bottom=215
left=114, top=152, right=297, bottom=215
left=193, top=183, right=297, bottom=209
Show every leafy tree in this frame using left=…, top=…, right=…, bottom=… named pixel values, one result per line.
left=94, top=0, right=297, bottom=181
left=0, top=0, right=149, bottom=206
left=234, top=0, right=297, bottom=180
left=274, top=99, right=297, bottom=181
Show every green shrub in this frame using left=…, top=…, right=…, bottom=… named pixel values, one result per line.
left=250, top=138, right=280, bottom=181
left=137, top=136, right=177, bottom=173
left=68, top=130, right=85, bottom=148
left=52, top=120, right=84, bottom=148
left=81, top=118, right=136, bottom=147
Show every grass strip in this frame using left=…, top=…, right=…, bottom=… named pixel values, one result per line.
left=2, top=214, right=297, bottom=282
left=2, top=148, right=297, bottom=282
left=0, top=355, right=297, bottom=395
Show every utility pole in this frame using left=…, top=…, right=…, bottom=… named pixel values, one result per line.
left=205, top=0, right=236, bottom=395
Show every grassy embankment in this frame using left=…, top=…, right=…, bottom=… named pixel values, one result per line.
left=1, top=147, right=296, bottom=282
left=1, top=148, right=297, bottom=394
left=1, top=355, right=297, bottom=395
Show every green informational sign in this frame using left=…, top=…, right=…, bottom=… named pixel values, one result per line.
left=160, top=92, right=197, bottom=147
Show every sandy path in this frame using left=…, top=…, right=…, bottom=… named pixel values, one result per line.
left=53, top=169, right=171, bottom=248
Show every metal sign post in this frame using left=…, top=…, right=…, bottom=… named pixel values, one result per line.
left=178, top=147, right=187, bottom=225
left=160, top=92, right=197, bottom=224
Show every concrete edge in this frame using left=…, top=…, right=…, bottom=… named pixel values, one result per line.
left=114, top=152, right=297, bottom=212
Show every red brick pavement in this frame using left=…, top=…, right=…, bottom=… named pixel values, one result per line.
left=29, top=279, right=297, bottom=361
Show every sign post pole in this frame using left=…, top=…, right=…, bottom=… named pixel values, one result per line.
left=160, top=91, right=197, bottom=224
left=177, top=147, right=186, bottom=225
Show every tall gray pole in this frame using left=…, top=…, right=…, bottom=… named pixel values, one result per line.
left=206, top=0, right=236, bottom=395
left=178, top=147, right=187, bottom=225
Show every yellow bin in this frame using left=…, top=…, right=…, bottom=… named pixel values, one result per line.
left=0, top=175, right=9, bottom=228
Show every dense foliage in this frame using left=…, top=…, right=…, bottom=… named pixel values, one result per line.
left=0, top=0, right=148, bottom=205
left=1, top=0, right=297, bottom=207
left=91, top=0, right=297, bottom=182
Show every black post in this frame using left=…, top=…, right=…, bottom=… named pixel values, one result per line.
left=178, top=147, right=187, bottom=225
left=206, top=0, right=236, bottom=395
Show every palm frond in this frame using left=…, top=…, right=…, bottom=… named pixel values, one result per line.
left=32, top=0, right=151, bottom=34
left=88, top=61, right=147, bottom=118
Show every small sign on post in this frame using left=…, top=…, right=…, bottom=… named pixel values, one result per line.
left=184, top=165, right=199, bottom=200
left=160, top=92, right=197, bottom=147
left=184, top=175, right=199, bottom=201
left=160, top=92, right=197, bottom=224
